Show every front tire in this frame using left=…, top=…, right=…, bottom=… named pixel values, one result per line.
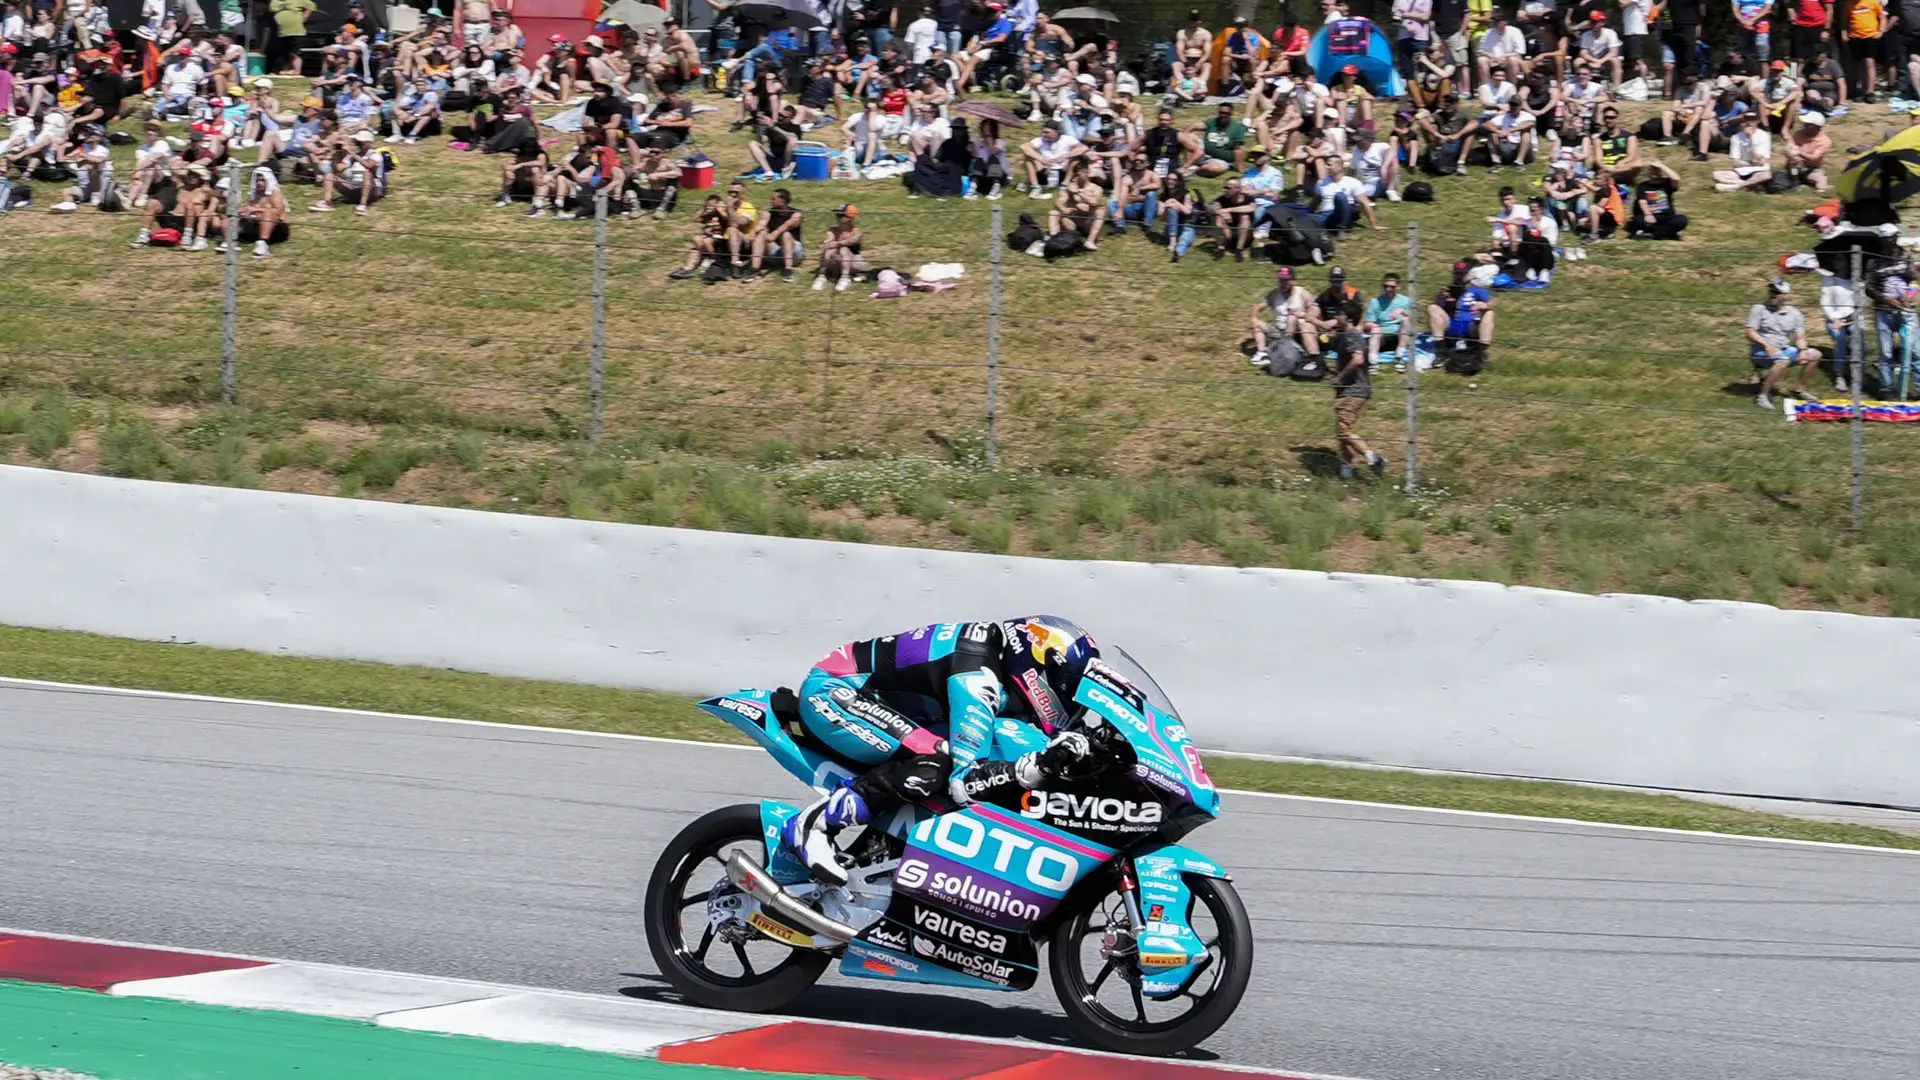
left=1048, top=874, right=1253, bottom=1057
left=644, top=803, right=832, bottom=1013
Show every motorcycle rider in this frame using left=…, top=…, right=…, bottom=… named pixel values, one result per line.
left=782, top=616, right=1108, bottom=887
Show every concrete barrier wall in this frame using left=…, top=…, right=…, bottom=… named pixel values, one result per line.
left=3, top=464, right=1916, bottom=806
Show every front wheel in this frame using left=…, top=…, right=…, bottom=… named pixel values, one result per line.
left=644, top=804, right=832, bottom=1013
left=1048, top=874, right=1253, bottom=1057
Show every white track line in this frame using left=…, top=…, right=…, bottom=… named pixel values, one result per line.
left=0, top=925, right=1368, bottom=1079
left=4, top=675, right=1915, bottom=857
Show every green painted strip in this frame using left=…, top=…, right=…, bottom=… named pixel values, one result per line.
left=0, top=982, right=853, bottom=1080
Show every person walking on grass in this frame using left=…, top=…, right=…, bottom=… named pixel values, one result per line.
left=1329, top=300, right=1387, bottom=478
left=1746, top=278, right=1824, bottom=410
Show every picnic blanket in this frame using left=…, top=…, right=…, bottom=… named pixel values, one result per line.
left=1785, top=399, right=1920, bottom=422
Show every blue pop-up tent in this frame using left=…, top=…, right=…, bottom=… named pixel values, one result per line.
left=1309, top=16, right=1404, bottom=97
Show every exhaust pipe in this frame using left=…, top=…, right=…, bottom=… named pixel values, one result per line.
left=724, top=851, right=858, bottom=945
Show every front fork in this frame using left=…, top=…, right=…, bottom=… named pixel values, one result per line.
left=1102, top=861, right=1148, bottom=964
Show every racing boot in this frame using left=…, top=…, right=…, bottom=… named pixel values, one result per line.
left=780, top=787, right=867, bottom=888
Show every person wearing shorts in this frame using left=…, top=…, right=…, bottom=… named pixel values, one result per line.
left=1747, top=279, right=1823, bottom=409
left=1789, top=0, right=1833, bottom=64
left=1328, top=299, right=1386, bottom=479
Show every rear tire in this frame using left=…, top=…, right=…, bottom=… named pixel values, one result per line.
left=644, top=803, right=832, bottom=1013
left=1048, top=874, right=1253, bottom=1057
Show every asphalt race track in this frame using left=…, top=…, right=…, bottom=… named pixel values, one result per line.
left=3, top=678, right=1918, bottom=1080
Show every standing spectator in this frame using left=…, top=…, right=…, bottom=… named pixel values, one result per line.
left=1746, top=278, right=1824, bottom=409
left=1790, top=0, right=1835, bottom=70
left=1433, top=0, right=1472, bottom=91
left=1820, top=260, right=1858, bottom=392
left=1784, top=109, right=1830, bottom=190
left=904, top=6, right=938, bottom=63
left=1867, top=253, right=1914, bottom=394
left=1713, top=111, right=1773, bottom=190
left=1328, top=301, right=1386, bottom=479
left=1732, top=0, right=1774, bottom=67
left=1835, top=0, right=1881, bottom=97
left=1665, top=0, right=1706, bottom=96
left=1364, top=272, right=1415, bottom=368
left=1620, top=0, right=1655, bottom=82
left=1395, top=0, right=1434, bottom=75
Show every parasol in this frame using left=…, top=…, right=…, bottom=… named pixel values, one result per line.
left=1052, top=6, right=1120, bottom=21
left=598, top=0, right=670, bottom=29
left=954, top=100, right=1027, bottom=127
left=1836, top=125, right=1920, bottom=206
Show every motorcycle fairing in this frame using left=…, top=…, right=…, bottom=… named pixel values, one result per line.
left=1069, top=665, right=1220, bottom=817
left=696, top=692, right=857, bottom=795
left=757, top=800, right=812, bottom=886
left=1132, top=843, right=1229, bottom=1000
left=898, top=804, right=1117, bottom=934
left=838, top=939, right=1014, bottom=991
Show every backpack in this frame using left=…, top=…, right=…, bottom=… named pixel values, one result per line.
left=1042, top=230, right=1085, bottom=260
left=1006, top=213, right=1043, bottom=252
left=148, top=226, right=183, bottom=246
left=703, top=259, right=733, bottom=283
left=1402, top=181, right=1434, bottom=202
left=1442, top=338, right=1486, bottom=375
left=1262, top=338, right=1304, bottom=377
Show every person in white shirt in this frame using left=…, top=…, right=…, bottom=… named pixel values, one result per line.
left=1477, top=66, right=1517, bottom=110
left=1348, top=121, right=1399, bottom=199
left=50, top=125, right=114, bottom=212
left=1576, top=11, right=1623, bottom=86
left=1617, top=0, right=1653, bottom=83
left=127, top=120, right=176, bottom=207
left=1476, top=13, right=1525, bottom=89
left=1713, top=112, right=1772, bottom=191
left=1486, top=97, right=1536, bottom=171
left=158, top=48, right=208, bottom=116
left=904, top=7, right=938, bottom=64
left=1314, top=156, right=1379, bottom=232
left=1562, top=64, right=1609, bottom=139
left=1022, top=119, right=1082, bottom=194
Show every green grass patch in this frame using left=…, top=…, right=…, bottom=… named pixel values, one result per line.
left=1, top=623, right=1912, bottom=851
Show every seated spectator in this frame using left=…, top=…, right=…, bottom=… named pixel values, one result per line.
left=131, top=163, right=215, bottom=248
left=1515, top=195, right=1558, bottom=286
left=746, top=106, right=805, bottom=180
left=1477, top=14, right=1525, bottom=89
left=1688, top=82, right=1750, bottom=163
left=127, top=121, right=176, bottom=208
left=1107, top=150, right=1160, bottom=232
left=1162, top=173, right=1202, bottom=262
left=1046, top=161, right=1108, bottom=251
left=1477, top=61, right=1518, bottom=111
left=1801, top=45, right=1845, bottom=114
left=1626, top=156, right=1688, bottom=238
left=550, top=128, right=627, bottom=220
left=1575, top=11, right=1622, bottom=85
left=1784, top=110, right=1830, bottom=192
left=843, top=99, right=884, bottom=167
left=667, top=194, right=734, bottom=279
left=49, top=124, right=114, bottom=213
left=1364, top=271, right=1414, bottom=367
left=236, top=165, right=287, bottom=259
left=388, top=77, right=441, bottom=143
left=155, top=43, right=205, bottom=118
left=1485, top=96, right=1537, bottom=172
left=333, top=73, right=379, bottom=131
left=1022, top=118, right=1082, bottom=197
left=311, top=128, right=384, bottom=214
left=968, top=118, right=1012, bottom=199
left=631, top=144, right=682, bottom=218
left=1288, top=130, right=1338, bottom=192
left=1746, top=278, right=1823, bottom=409
left=1713, top=112, right=1772, bottom=191
left=1411, top=39, right=1456, bottom=110
left=1388, top=110, right=1423, bottom=176
left=815, top=203, right=862, bottom=291
left=1429, top=259, right=1496, bottom=348
left=1586, top=105, right=1644, bottom=181
left=795, top=58, right=840, bottom=125
left=638, top=90, right=693, bottom=148
left=1544, top=155, right=1595, bottom=239
left=1315, top=155, right=1379, bottom=234
left=1214, top=174, right=1260, bottom=259
left=749, top=187, right=804, bottom=281
left=1250, top=265, right=1318, bottom=368
left=1328, top=64, right=1376, bottom=127
left=1756, top=60, right=1801, bottom=133
left=1195, top=102, right=1248, bottom=177
left=1416, top=93, right=1473, bottom=174
left=1349, top=122, right=1399, bottom=201
left=500, top=133, right=550, bottom=212
left=1561, top=64, right=1609, bottom=141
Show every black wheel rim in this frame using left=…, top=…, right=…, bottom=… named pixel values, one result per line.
left=1061, top=881, right=1232, bottom=1034
left=660, top=831, right=814, bottom=987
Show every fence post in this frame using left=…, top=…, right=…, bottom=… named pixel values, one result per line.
left=1404, top=221, right=1419, bottom=493
left=220, top=158, right=242, bottom=406
left=1851, top=245, right=1865, bottom=531
left=589, top=187, right=609, bottom=442
left=986, top=202, right=1002, bottom=470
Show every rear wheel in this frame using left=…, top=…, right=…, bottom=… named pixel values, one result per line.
left=1048, top=874, right=1253, bottom=1057
left=643, top=804, right=832, bottom=1012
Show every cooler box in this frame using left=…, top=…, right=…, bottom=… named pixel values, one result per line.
left=680, top=160, right=714, bottom=189
left=246, top=53, right=265, bottom=76
left=793, top=141, right=831, bottom=181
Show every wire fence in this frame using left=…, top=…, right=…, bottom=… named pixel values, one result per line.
left=11, top=159, right=1916, bottom=531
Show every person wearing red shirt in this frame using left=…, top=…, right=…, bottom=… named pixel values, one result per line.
left=880, top=76, right=911, bottom=140
left=1790, top=0, right=1833, bottom=68
left=1272, top=11, right=1312, bottom=77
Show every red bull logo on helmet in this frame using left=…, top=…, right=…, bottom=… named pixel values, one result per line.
left=1016, top=619, right=1076, bottom=665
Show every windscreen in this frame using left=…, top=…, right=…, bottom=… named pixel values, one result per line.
left=1099, top=645, right=1182, bottom=722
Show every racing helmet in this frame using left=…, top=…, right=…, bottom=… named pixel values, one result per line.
left=1000, top=616, right=1099, bottom=732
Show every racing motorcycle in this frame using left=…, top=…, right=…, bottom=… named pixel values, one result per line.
left=642, top=648, right=1251, bottom=1056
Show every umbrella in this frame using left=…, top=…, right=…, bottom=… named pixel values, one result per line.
left=598, top=0, right=669, bottom=29
left=1052, top=6, right=1120, bottom=22
left=1836, top=125, right=1920, bottom=205
left=732, top=0, right=826, bottom=28
left=954, top=100, right=1027, bottom=128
